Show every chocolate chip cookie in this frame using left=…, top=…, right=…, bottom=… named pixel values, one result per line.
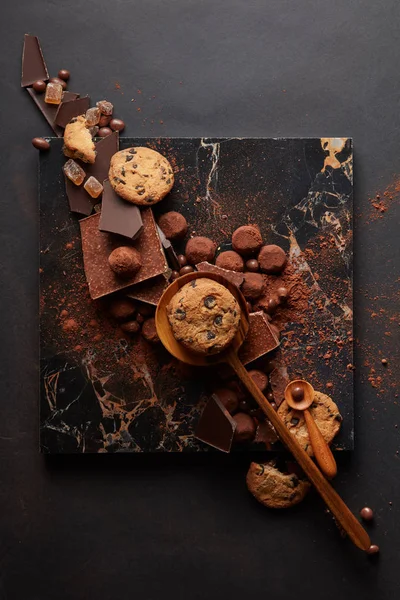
left=108, top=147, right=174, bottom=205
left=277, top=390, right=342, bottom=455
left=63, top=115, right=96, bottom=164
left=246, top=461, right=310, bottom=508
left=167, top=278, right=241, bottom=354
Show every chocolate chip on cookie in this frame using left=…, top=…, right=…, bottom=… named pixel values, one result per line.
left=108, top=147, right=174, bottom=205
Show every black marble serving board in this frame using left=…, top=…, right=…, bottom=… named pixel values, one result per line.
left=40, top=137, right=353, bottom=453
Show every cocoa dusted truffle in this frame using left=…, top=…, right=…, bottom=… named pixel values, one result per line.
left=215, top=250, right=244, bottom=272
left=185, top=236, right=216, bottom=264
left=108, top=246, right=142, bottom=277
left=248, top=370, right=268, bottom=392
left=232, top=225, right=263, bottom=256
left=158, top=211, right=188, bottom=241
left=121, top=320, right=141, bottom=334
left=258, top=244, right=287, bottom=274
left=109, top=298, right=137, bottom=321
left=233, top=413, right=256, bottom=442
left=241, top=272, right=264, bottom=299
left=141, top=318, right=160, bottom=343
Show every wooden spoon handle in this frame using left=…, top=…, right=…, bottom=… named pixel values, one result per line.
left=304, top=409, right=337, bottom=479
left=228, top=352, right=370, bottom=551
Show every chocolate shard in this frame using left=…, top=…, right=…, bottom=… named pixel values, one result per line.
left=26, top=88, right=79, bottom=137
left=255, top=421, right=278, bottom=449
left=55, top=96, right=90, bottom=128
left=21, top=34, right=49, bottom=87
left=84, top=131, right=119, bottom=183
left=196, top=261, right=244, bottom=288
left=269, top=349, right=289, bottom=407
left=125, top=275, right=169, bottom=306
left=80, top=209, right=168, bottom=300
left=239, top=311, right=280, bottom=365
left=65, top=176, right=95, bottom=216
left=156, top=225, right=180, bottom=271
left=99, top=179, right=143, bottom=240
left=195, top=394, right=237, bottom=453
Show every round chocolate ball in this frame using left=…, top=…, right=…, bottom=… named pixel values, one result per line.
left=109, top=298, right=136, bottom=321
left=136, top=313, right=145, bottom=325
left=241, top=272, right=264, bottom=300
left=33, top=80, right=46, bottom=93
left=185, top=236, right=216, bottom=264
left=248, top=370, right=268, bottom=392
left=49, top=76, right=67, bottom=90
left=246, top=259, right=259, bottom=272
left=108, top=247, right=142, bottom=277
left=58, top=69, right=70, bottom=81
left=258, top=244, right=288, bottom=274
left=266, top=297, right=279, bottom=315
left=360, top=507, right=374, bottom=521
left=239, top=399, right=251, bottom=413
left=215, top=250, right=244, bottom=272
left=214, top=388, right=239, bottom=414
left=277, top=286, right=289, bottom=302
left=233, top=413, right=256, bottom=442
left=121, top=320, right=141, bottom=334
left=177, top=254, right=187, bottom=267
left=266, top=391, right=274, bottom=402
left=158, top=211, right=188, bottom=241
left=171, top=270, right=180, bottom=280
left=367, top=545, right=380, bottom=555
left=99, top=114, right=112, bottom=127
left=32, top=137, right=50, bottom=151
left=180, top=265, right=194, bottom=275
left=291, top=386, right=304, bottom=403
left=135, top=302, right=155, bottom=317
left=98, top=127, right=113, bottom=137
left=141, top=318, right=160, bottom=343
left=109, top=118, right=125, bottom=132
left=232, top=225, right=263, bottom=256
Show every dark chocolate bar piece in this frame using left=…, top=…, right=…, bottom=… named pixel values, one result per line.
left=195, top=394, right=237, bottom=453
left=26, top=88, right=79, bottom=137
left=99, top=179, right=143, bottom=240
left=80, top=209, right=168, bottom=300
left=55, top=96, right=90, bottom=128
left=196, top=261, right=244, bottom=288
left=21, top=34, right=49, bottom=87
left=84, top=132, right=119, bottom=183
left=156, top=225, right=180, bottom=271
left=239, top=311, right=280, bottom=365
left=125, top=275, right=169, bottom=306
left=65, top=176, right=95, bottom=216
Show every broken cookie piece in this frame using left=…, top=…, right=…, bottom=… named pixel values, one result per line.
left=63, top=115, right=96, bottom=163
left=246, top=461, right=310, bottom=508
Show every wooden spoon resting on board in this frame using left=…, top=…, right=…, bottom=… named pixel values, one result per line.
left=284, top=380, right=338, bottom=480
left=155, top=271, right=370, bottom=552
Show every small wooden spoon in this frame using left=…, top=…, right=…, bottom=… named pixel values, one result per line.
left=155, top=271, right=370, bottom=551
left=284, top=380, right=337, bottom=479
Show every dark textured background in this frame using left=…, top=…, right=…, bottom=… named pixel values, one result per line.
left=1, top=1, right=399, bottom=598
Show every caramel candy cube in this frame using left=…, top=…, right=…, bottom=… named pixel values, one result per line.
left=63, top=159, right=86, bottom=186
left=44, top=82, right=63, bottom=105
left=84, top=176, right=104, bottom=198
left=85, top=107, right=101, bottom=126
left=96, top=100, right=113, bottom=115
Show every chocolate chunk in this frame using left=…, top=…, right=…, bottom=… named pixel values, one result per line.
left=214, top=315, right=223, bottom=326
left=290, top=417, right=300, bottom=426
left=195, top=395, right=237, bottom=453
left=204, top=295, right=216, bottom=309
left=207, top=330, right=216, bottom=339
left=175, top=308, right=186, bottom=320
left=255, top=421, right=278, bottom=449
left=156, top=225, right=180, bottom=271
left=233, top=413, right=256, bottom=442
left=26, top=88, right=79, bottom=136
left=80, top=209, right=168, bottom=300
left=213, top=388, right=239, bottom=414
left=125, top=275, right=169, bottom=306
left=239, top=311, right=280, bottom=365
left=54, top=96, right=90, bottom=128
left=21, top=34, right=49, bottom=87
left=84, top=132, right=119, bottom=182
left=99, top=180, right=143, bottom=240
left=196, top=261, right=244, bottom=288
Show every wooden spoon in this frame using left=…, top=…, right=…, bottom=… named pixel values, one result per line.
left=284, top=380, right=337, bottom=479
left=155, top=271, right=370, bottom=551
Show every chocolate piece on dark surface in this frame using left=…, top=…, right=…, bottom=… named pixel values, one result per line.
left=64, top=176, right=95, bottom=216
left=196, top=261, right=244, bottom=287
left=21, top=34, right=49, bottom=87
left=55, top=96, right=90, bottom=128
left=156, top=225, right=180, bottom=271
left=109, top=118, right=125, bottom=132
left=99, top=179, right=143, bottom=240
left=125, top=275, right=169, bottom=306
left=33, top=80, right=46, bottom=93
left=195, top=394, right=237, bottom=453
left=32, top=137, right=50, bottom=151
left=239, top=311, right=280, bottom=365
left=80, top=209, right=168, bottom=299
left=84, top=131, right=119, bottom=182
left=233, top=413, right=256, bottom=442
left=26, top=88, right=79, bottom=136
